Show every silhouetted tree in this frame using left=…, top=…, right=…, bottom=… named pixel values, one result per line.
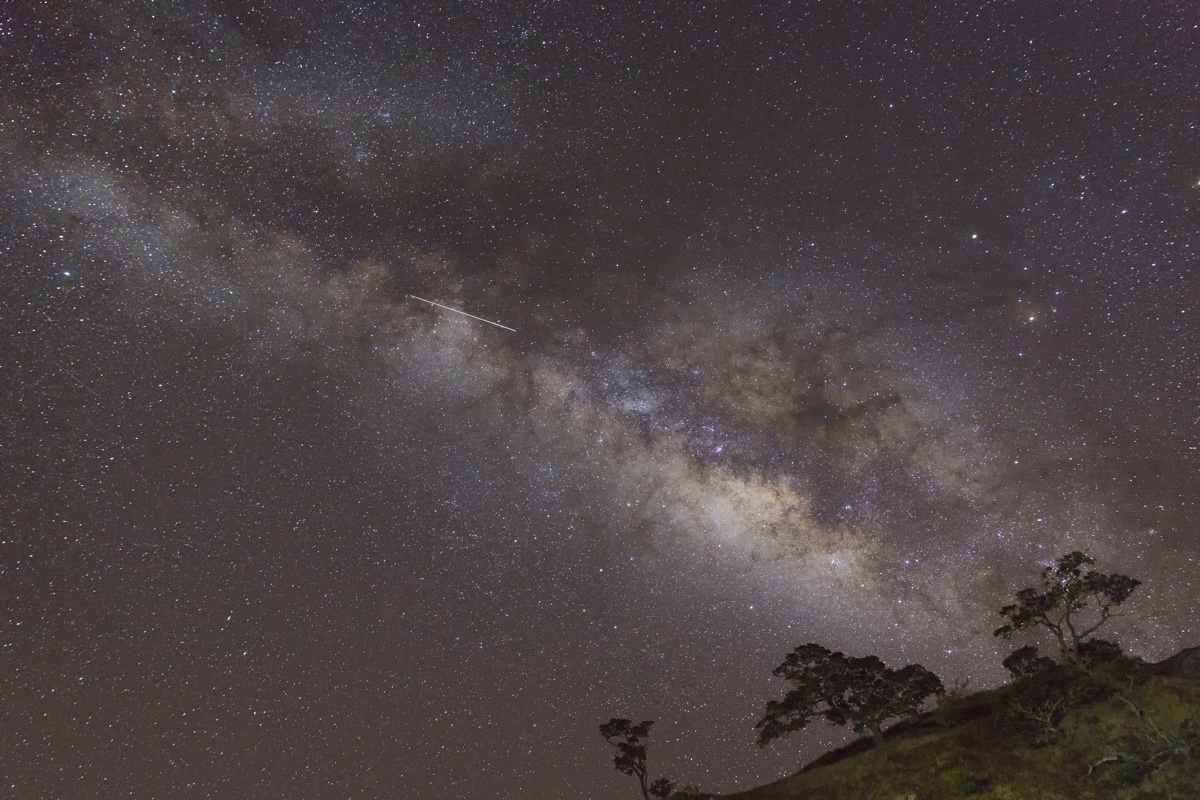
left=599, top=718, right=674, bottom=800
left=756, top=643, right=944, bottom=747
left=1078, top=638, right=1124, bottom=670
left=994, top=551, right=1140, bottom=668
left=649, top=777, right=677, bottom=799
left=1002, top=645, right=1056, bottom=679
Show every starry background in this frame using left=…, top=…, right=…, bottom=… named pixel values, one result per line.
left=2, top=1, right=1197, bottom=797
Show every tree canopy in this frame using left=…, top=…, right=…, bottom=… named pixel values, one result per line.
left=994, top=551, right=1140, bottom=667
left=1002, top=645, right=1056, bottom=679
left=755, top=643, right=944, bottom=747
left=599, top=718, right=675, bottom=800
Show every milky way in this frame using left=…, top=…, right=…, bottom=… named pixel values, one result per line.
left=3, top=2, right=1198, bottom=797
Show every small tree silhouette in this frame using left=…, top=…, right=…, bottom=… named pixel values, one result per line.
left=649, top=777, right=677, bottom=799
left=599, top=718, right=675, bottom=800
left=1002, top=645, right=1056, bottom=679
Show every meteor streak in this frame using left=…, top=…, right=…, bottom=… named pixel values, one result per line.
left=50, top=357, right=104, bottom=401
left=408, top=295, right=516, bottom=332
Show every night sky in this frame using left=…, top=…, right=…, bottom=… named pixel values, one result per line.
left=3, top=2, right=1198, bottom=797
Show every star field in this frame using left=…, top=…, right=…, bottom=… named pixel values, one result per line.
left=2, top=2, right=1198, bottom=797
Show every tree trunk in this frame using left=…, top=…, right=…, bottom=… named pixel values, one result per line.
left=1048, top=624, right=1069, bottom=657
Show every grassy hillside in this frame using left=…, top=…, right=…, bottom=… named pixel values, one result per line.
left=717, top=648, right=1199, bottom=800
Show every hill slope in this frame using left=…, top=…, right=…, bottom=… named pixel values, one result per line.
left=719, top=648, right=1200, bottom=800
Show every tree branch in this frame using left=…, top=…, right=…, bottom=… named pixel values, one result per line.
left=1087, top=754, right=1123, bottom=776
left=1075, top=603, right=1112, bottom=642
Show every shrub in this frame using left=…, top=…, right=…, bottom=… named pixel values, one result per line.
left=1002, top=664, right=1113, bottom=746
left=942, top=767, right=978, bottom=795
left=1078, top=638, right=1123, bottom=670
left=1002, top=646, right=1055, bottom=679
left=934, top=678, right=972, bottom=728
